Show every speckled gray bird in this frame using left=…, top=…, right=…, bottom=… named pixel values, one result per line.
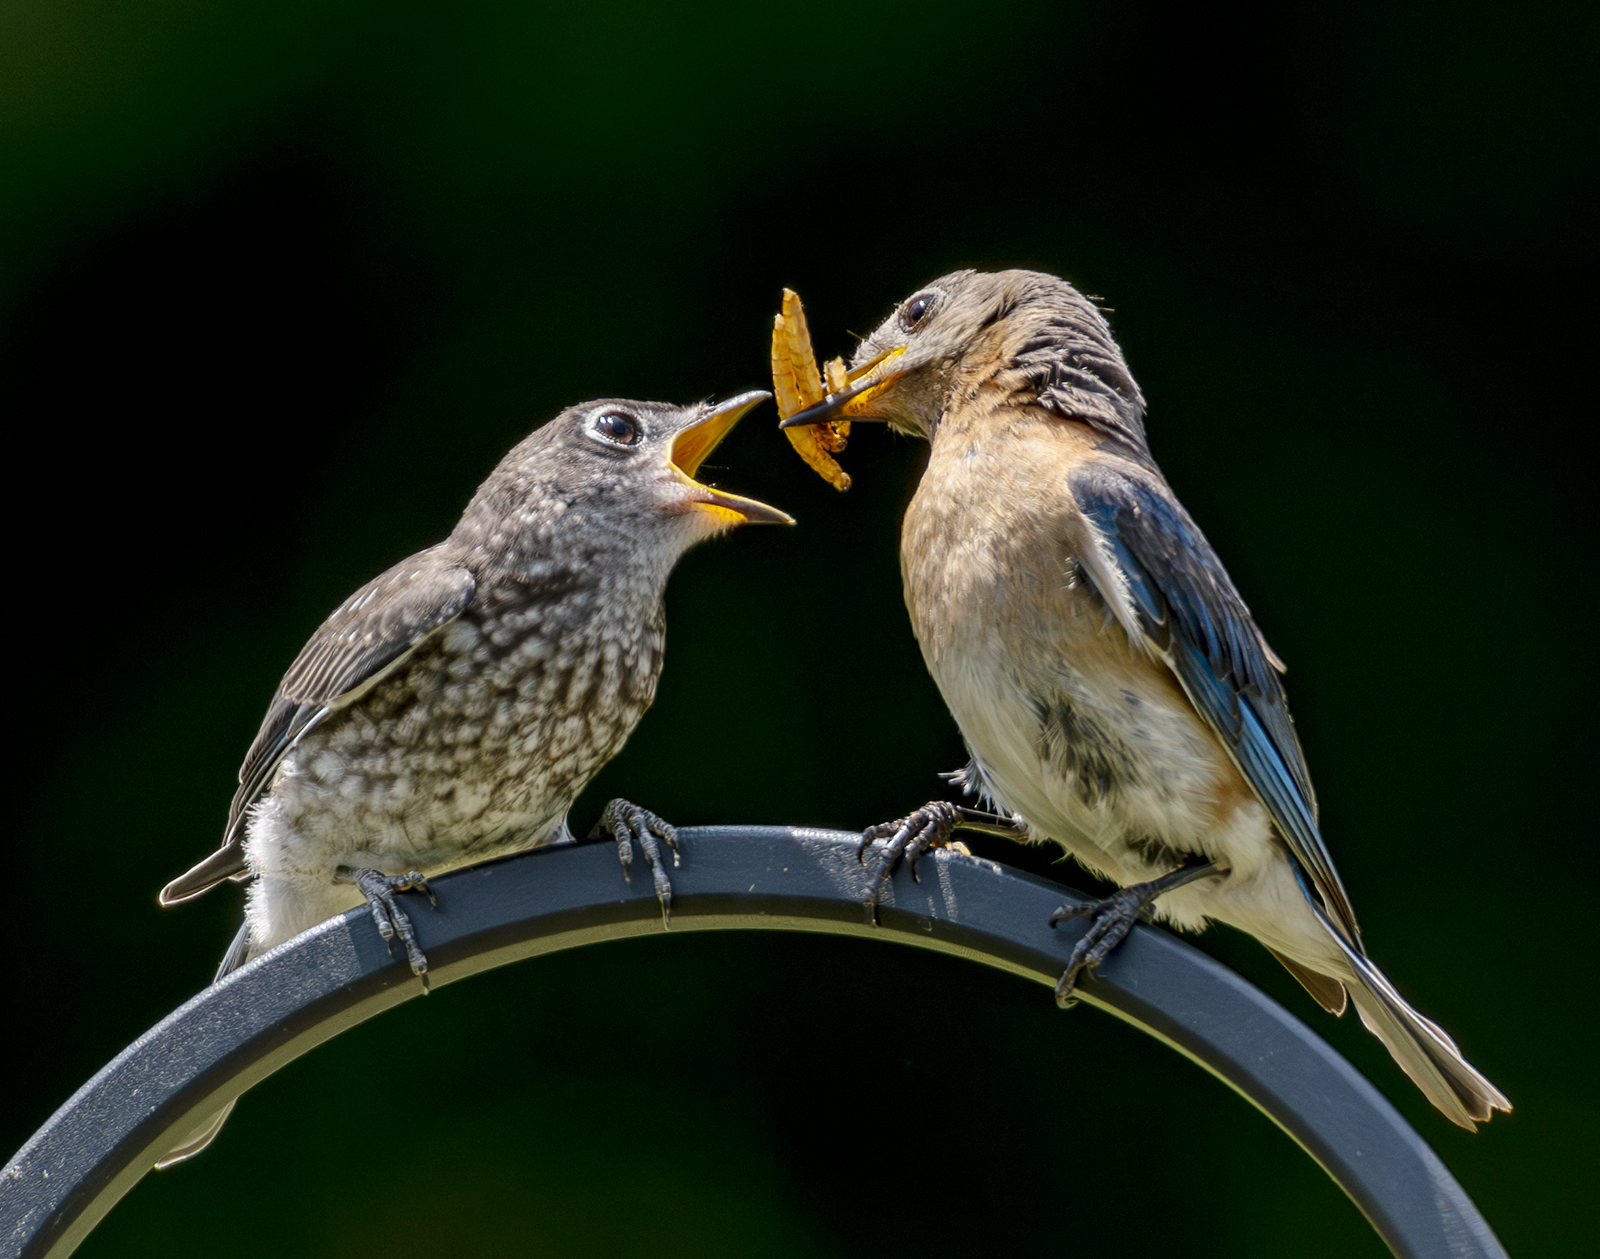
left=784, top=270, right=1507, bottom=1129
left=156, top=391, right=788, bottom=1162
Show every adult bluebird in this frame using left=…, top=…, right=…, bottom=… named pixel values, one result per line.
left=782, top=270, right=1508, bottom=1128
left=157, top=392, right=790, bottom=1162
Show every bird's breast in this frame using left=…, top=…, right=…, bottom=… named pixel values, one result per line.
left=279, top=583, right=665, bottom=858
left=902, top=409, right=1103, bottom=664
left=901, top=408, right=1258, bottom=877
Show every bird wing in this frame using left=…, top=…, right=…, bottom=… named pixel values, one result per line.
left=1069, top=462, right=1361, bottom=948
left=158, top=547, right=478, bottom=905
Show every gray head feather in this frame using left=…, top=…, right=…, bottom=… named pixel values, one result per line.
left=850, top=269, right=1148, bottom=452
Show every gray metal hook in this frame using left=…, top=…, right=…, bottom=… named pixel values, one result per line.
left=1, top=828, right=1505, bottom=1259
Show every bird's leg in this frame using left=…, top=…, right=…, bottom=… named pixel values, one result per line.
left=335, top=866, right=437, bottom=986
left=591, top=798, right=680, bottom=924
left=857, top=802, right=1023, bottom=925
left=1049, top=859, right=1220, bottom=1007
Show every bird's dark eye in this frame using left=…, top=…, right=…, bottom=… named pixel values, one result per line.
left=902, top=293, right=936, bottom=329
left=592, top=412, right=640, bottom=446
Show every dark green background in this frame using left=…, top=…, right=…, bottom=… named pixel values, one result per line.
left=4, top=2, right=1592, bottom=1255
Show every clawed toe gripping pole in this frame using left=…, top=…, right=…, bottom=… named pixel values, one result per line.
left=336, top=866, right=437, bottom=986
left=857, top=803, right=1024, bottom=924
left=1050, top=859, right=1220, bottom=1006
left=591, top=798, right=680, bottom=925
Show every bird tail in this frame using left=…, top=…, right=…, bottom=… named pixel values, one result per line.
left=154, top=922, right=253, bottom=1169
left=159, top=840, right=249, bottom=906
left=1318, top=920, right=1510, bottom=1130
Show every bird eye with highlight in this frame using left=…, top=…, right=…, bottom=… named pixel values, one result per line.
left=590, top=411, right=641, bottom=447
left=901, top=293, right=938, bottom=330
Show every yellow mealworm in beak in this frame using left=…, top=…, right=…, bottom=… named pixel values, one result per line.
left=771, top=289, right=852, bottom=492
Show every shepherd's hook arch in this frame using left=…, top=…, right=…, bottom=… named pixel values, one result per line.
left=2, top=827, right=1505, bottom=1259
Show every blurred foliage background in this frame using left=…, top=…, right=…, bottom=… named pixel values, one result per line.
left=3, top=1, right=1593, bottom=1255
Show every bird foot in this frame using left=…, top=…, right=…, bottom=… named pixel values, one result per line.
left=1048, top=859, right=1219, bottom=1006
left=1047, top=886, right=1152, bottom=1008
left=591, top=798, right=679, bottom=924
left=857, top=801, right=974, bottom=925
left=337, top=866, right=437, bottom=987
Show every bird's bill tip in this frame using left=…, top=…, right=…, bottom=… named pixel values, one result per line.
left=671, top=471, right=794, bottom=526
left=777, top=348, right=907, bottom=428
left=672, top=391, right=771, bottom=478
left=670, top=391, right=793, bottom=526
left=686, top=493, right=795, bottom=527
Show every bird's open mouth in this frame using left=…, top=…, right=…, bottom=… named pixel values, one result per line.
left=777, top=347, right=907, bottom=429
left=670, top=392, right=794, bottom=526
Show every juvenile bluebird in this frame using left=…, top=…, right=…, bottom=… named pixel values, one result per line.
left=783, top=270, right=1508, bottom=1128
left=157, top=391, right=789, bottom=1162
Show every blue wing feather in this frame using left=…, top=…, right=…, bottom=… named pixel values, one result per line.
left=1072, top=463, right=1361, bottom=947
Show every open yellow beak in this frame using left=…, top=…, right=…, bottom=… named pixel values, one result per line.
left=671, top=391, right=794, bottom=526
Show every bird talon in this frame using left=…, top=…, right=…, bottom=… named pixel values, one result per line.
left=857, top=800, right=964, bottom=923
left=401, top=872, right=438, bottom=908
left=594, top=798, right=681, bottom=922
left=338, top=866, right=437, bottom=978
left=1049, top=875, right=1203, bottom=1002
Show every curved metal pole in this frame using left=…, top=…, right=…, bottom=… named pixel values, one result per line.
left=2, top=827, right=1505, bottom=1259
